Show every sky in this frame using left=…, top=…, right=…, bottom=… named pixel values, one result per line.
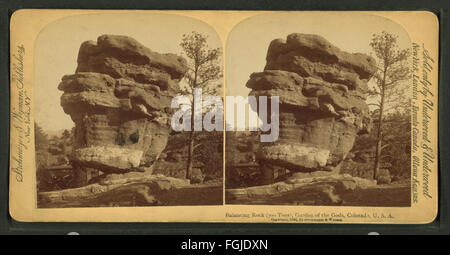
left=35, top=12, right=411, bottom=132
left=226, top=12, right=411, bottom=97
left=34, top=12, right=222, bottom=132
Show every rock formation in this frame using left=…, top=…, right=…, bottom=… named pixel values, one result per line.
left=38, top=173, right=223, bottom=207
left=246, top=33, right=377, bottom=184
left=58, top=35, right=188, bottom=178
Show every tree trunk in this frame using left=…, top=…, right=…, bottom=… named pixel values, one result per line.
left=186, top=130, right=195, bottom=180
left=373, top=76, right=386, bottom=181
left=260, top=163, right=274, bottom=185
left=186, top=64, right=198, bottom=181
left=185, top=90, right=196, bottom=180
left=373, top=133, right=382, bottom=180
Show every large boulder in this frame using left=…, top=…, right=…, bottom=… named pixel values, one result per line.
left=226, top=174, right=377, bottom=205
left=265, top=34, right=377, bottom=83
left=58, top=35, right=187, bottom=176
left=246, top=34, right=376, bottom=184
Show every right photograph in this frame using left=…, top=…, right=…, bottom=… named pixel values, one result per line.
left=225, top=12, right=412, bottom=206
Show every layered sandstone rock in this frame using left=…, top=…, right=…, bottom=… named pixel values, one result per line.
left=246, top=34, right=376, bottom=183
left=59, top=35, right=187, bottom=176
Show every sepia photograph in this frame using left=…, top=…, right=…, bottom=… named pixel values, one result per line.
left=9, top=10, right=438, bottom=223
left=32, top=13, right=224, bottom=207
left=225, top=13, right=413, bottom=207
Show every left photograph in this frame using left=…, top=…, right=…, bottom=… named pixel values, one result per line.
left=34, top=13, right=224, bottom=208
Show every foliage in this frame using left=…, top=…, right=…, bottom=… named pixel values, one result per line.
left=377, top=103, right=411, bottom=180
left=342, top=106, right=411, bottom=182
left=180, top=31, right=222, bottom=95
left=115, top=133, right=126, bottom=146
left=35, top=124, right=77, bottom=192
left=153, top=131, right=223, bottom=180
left=225, top=132, right=261, bottom=188
left=129, top=130, right=140, bottom=144
left=193, top=131, right=223, bottom=179
left=179, top=31, right=223, bottom=180
left=368, top=31, right=411, bottom=180
left=35, top=122, right=49, bottom=151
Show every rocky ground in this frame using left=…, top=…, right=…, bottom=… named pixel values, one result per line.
left=38, top=173, right=222, bottom=207
left=226, top=174, right=410, bottom=207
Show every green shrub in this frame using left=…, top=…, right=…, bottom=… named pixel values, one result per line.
left=129, top=130, right=139, bottom=144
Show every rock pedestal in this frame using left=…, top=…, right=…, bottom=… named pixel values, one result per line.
left=58, top=35, right=187, bottom=181
left=246, top=34, right=377, bottom=184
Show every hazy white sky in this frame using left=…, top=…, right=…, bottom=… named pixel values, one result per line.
left=34, top=13, right=222, bottom=132
left=226, top=12, right=411, bottom=96
left=35, top=12, right=410, bottom=132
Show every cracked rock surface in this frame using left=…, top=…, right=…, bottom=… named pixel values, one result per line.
left=59, top=35, right=187, bottom=175
left=246, top=34, right=376, bottom=177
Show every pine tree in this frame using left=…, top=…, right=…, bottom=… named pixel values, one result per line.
left=368, top=31, right=410, bottom=180
left=179, top=31, right=222, bottom=180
